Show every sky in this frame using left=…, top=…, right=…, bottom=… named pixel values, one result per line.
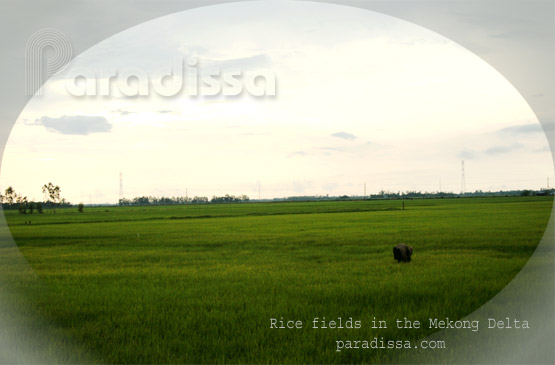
left=0, top=1, right=553, bottom=204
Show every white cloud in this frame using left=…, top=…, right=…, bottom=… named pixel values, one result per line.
left=288, top=151, right=307, bottom=158
left=499, top=123, right=546, bottom=135
left=332, top=132, right=357, bottom=140
left=36, top=115, right=112, bottom=135
left=484, top=143, right=523, bottom=156
left=458, top=149, right=477, bottom=160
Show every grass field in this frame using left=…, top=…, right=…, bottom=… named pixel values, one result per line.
left=1, top=197, right=553, bottom=363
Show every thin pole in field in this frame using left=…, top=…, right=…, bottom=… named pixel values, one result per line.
left=119, top=172, right=124, bottom=201
left=364, top=182, right=366, bottom=198
left=461, top=160, right=466, bottom=195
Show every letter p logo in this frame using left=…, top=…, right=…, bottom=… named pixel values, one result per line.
left=25, top=28, right=72, bottom=96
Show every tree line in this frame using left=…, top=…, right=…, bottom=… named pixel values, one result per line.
left=275, top=188, right=554, bottom=202
left=2, top=183, right=551, bottom=213
left=118, top=194, right=250, bottom=206
left=0, top=183, right=70, bottom=214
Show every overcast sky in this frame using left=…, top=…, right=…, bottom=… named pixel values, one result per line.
left=0, top=1, right=553, bottom=203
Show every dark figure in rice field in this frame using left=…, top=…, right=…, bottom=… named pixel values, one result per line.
left=393, top=244, right=413, bottom=263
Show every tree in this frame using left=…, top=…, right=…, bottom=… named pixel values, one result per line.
left=42, top=182, right=61, bottom=212
left=191, top=196, right=208, bottom=204
left=78, top=203, right=84, bottom=213
left=16, top=195, right=28, bottom=214
left=4, top=187, right=16, bottom=205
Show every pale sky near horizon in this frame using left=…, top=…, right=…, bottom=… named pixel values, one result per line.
left=0, top=1, right=553, bottom=204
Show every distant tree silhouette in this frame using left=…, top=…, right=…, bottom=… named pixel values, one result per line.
left=4, top=187, right=15, bottom=204
left=42, top=182, right=61, bottom=213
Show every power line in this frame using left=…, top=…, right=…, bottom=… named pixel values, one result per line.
left=461, top=160, right=466, bottom=194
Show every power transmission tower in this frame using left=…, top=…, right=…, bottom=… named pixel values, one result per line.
left=461, top=161, right=466, bottom=195
left=119, top=172, right=124, bottom=201
left=364, top=182, right=366, bottom=198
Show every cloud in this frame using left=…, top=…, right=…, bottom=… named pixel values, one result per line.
left=288, top=151, right=307, bottom=158
left=214, top=53, right=271, bottom=70
left=157, top=110, right=173, bottom=114
left=112, top=109, right=135, bottom=116
left=488, top=31, right=520, bottom=39
left=332, top=132, right=357, bottom=140
left=457, top=149, right=477, bottom=160
left=484, top=143, right=523, bottom=155
left=499, top=123, right=543, bottom=135
left=36, top=115, right=112, bottom=135
left=459, top=143, right=528, bottom=159
left=199, top=54, right=272, bottom=75
left=532, top=146, right=550, bottom=153
left=318, top=141, right=376, bottom=155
